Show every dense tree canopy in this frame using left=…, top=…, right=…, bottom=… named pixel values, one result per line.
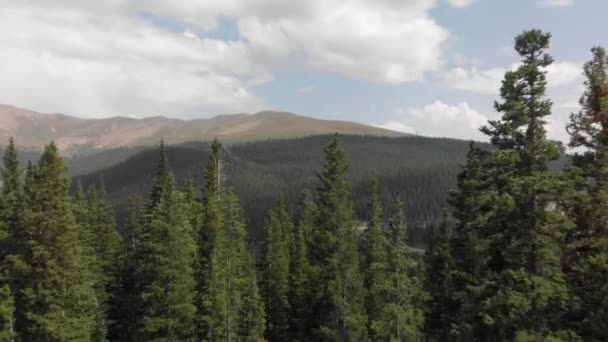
left=0, top=28, right=607, bottom=342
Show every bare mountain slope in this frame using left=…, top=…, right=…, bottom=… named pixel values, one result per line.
left=0, top=104, right=404, bottom=154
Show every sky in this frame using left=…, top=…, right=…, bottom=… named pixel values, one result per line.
left=0, top=0, right=606, bottom=142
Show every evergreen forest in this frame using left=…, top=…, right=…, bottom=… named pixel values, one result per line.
left=0, top=30, right=607, bottom=341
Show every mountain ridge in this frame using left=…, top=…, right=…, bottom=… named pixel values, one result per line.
left=0, top=104, right=404, bottom=154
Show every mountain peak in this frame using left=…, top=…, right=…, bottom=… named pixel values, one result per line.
left=0, top=104, right=405, bottom=154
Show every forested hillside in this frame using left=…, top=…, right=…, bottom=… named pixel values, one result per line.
left=75, top=135, right=476, bottom=246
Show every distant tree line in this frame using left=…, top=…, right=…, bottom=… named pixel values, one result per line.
left=0, top=29, right=606, bottom=341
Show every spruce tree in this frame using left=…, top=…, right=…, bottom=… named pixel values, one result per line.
left=445, top=144, right=498, bottom=339
left=379, top=198, right=424, bottom=341
left=564, top=46, right=608, bottom=340
left=239, top=251, right=266, bottom=342
left=108, top=194, right=143, bottom=341
left=361, top=175, right=389, bottom=340
left=203, top=192, right=265, bottom=341
left=182, top=177, right=202, bottom=235
left=73, top=182, right=122, bottom=341
left=424, top=211, right=458, bottom=341
left=132, top=142, right=197, bottom=340
left=197, top=139, right=226, bottom=339
left=477, top=29, right=573, bottom=340
left=312, top=135, right=368, bottom=341
left=0, top=138, right=22, bottom=261
left=260, top=195, right=291, bottom=341
left=288, top=189, right=315, bottom=340
left=16, top=143, right=97, bottom=340
left=0, top=138, right=20, bottom=342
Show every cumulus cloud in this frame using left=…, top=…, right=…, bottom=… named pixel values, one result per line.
left=443, top=61, right=583, bottom=95
left=442, top=66, right=506, bottom=95
left=0, top=0, right=450, bottom=118
left=377, top=101, right=488, bottom=140
left=538, top=0, right=574, bottom=7
left=446, top=0, right=476, bottom=8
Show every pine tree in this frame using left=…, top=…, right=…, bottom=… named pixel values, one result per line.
left=288, top=189, right=315, bottom=340
left=182, top=177, right=202, bottom=235
left=0, top=138, right=20, bottom=342
left=312, top=135, right=368, bottom=341
left=260, top=195, right=291, bottom=341
left=444, top=144, right=498, bottom=339
left=0, top=138, right=22, bottom=262
left=477, top=29, right=574, bottom=340
left=107, top=194, right=143, bottom=341
left=203, top=192, right=265, bottom=341
left=378, top=198, right=424, bottom=341
left=424, top=211, right=458, bottom=341
left=16, top=143, right=97, bottom=340
left=73, top=181, right=122, bottom=341
left=132, top=142, right=197, bottom=340
left=361, top=175, right=389, bottom=340
left=239, top=248, right=266, bottom=342
left=564, top=46, right=608, bottom=340
left=197, top=139, right=226, bottom=339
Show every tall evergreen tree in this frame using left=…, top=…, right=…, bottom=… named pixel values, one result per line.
left=0, top=138, right=20, bottom=342
left=564, top=46, right=608, bottom=340
left=197, top=139, right=226, bottom=339
left=424, top=211, right=458, bottom=341
left=108, top=194, right=143, bottom=341
left=73, top=182, right=122, bottom=341
left=378, top=198, right=424, bottom=341
left=203, top=192, right=265, bottom=341
left=443, top=144, right=499, bottom=339
left=15, top=143, right=97, bottom=340
left=288, top=189, right=315, bottom=340
left=132, top=142, right=197, bottom=340
left=311, top=135, right=368, bottom=341
left=477, top=29, right=573, bottom=340
left=361, top=175, right=388, bottom=340
left=182, top=176, right=202, bottom=235
left=260, top=195, right=291, bottom=341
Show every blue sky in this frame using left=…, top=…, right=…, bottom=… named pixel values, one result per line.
left=1, top=0, right=606, bottom=141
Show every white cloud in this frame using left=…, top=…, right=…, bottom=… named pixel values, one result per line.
left=377, top=101, right=489, bottom=140
left=446, top=0, right=476, bottom=8
left=443, top=66, right=505, bottom=95
left=0, top=2, right=269, bottom=118
left=0, top=0, right=450, bottom=118
left=375, top=121, right=417, bottom=134
left=546, top=62, right=583, bottom=87
left=538, top=0, right=574, bottom=7
left=443, top=61, right=583, bottom=95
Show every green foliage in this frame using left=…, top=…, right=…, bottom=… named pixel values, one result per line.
left=424, top=211, right=458, bottom=340
left=288, top=190, right=315, bottom=340
left=260, top=195, right=292, bottom=340
left=564, top=46, right=608, bottom=340
left=15, top=143, right=97, bottom=340
left=196, top=139, right=226, bottom=339
left=0, top=285, right=14, bottom=341
left=107, top=194, right=143, bottom=341
left=312, top=136, right=368, bottom=341
left=132, top=143, right=197, bottom=340
left=73, top=182, right=122, bottom=341
left=203, top=192, right=266, bottom=341
left=361, top=175, right=388, bottom=340
left=379, top=199, right=425, bottom=341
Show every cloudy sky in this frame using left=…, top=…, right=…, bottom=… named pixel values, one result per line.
left=1, top=0, right=606, bottom=141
